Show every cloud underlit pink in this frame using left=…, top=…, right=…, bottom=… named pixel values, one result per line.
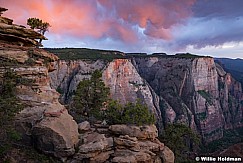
left=1, top=0, right=195, bottom=42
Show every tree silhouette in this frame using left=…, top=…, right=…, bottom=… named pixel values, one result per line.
left=27, top=18, right=51, bottom=46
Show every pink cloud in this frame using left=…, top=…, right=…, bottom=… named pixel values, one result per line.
left=1, top=0, right=195, bottom=43
left=98, top=0, right=196, bottom=40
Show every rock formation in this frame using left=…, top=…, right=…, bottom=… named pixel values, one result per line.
left=0, top=7, right=47, bottom=47
left=71, top=121, right=174, bottom=163
left=49, top=59, right=163, bottom=130
left=0, top=10, right=79, bottom=161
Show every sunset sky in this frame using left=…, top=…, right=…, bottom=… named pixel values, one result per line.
left=1, top=0, right=243, bottom=58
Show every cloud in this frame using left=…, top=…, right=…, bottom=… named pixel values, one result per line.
left=171, top=0, right=243, bottom=50
left=192, top=0, right=243, bottom=19
left=98, top=0, right=195, bottom=40
left=1, top=0, right=195, bottom=43
left=1, top=0, right=137, bottom=42
left=1, top=0, right=243, bottom=58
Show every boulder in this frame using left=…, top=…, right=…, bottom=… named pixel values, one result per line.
left=74, top=132, right=113, bottom=160
left=138, top=139, right=164, bottom=152
left=79, top=132, right=113, bottom=153
left=114, top=135, right=138, bottom=147
left=89, top=150, right=113, bottom=163
left=32, top=110, right=79, bottom=159
left=160, top=146, right=175, bottom=163
left=78, top=121, right=91, bottom=132
left=112, top=149, right=153, bottom=163
left=109, top=124, right=158, bottom=140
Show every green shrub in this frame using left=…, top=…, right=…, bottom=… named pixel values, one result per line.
left=105, top=100, right=155, bottom=125
left=72, top=70, right=155, bottom=126
left=160, top=123, right=200, bottom=162
left=197, top=90, right=213, bottom=105
left=0, top=70, right=25, bottom=159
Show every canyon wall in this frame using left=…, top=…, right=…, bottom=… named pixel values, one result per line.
left=50, top=56, right=243, bottom=143
left=49, top=59, right=163, bottom=130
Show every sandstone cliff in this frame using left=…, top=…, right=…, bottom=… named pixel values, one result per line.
left=49, top=55, right=243, bottom=143
left=0, top=9, right=78, bottom=161
left=133, top=56, right=243, bottom=142
left=0, top=44, right=79, bottom=161
left=0, top=9, right=47, bottom=47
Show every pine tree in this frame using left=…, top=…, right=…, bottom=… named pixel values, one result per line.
left=72, top=70, right=109, bottom=121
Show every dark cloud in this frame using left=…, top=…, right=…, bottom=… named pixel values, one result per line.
left=192, top=0, right=243, bottom=19
left=171, top=0, right=243, bottom=50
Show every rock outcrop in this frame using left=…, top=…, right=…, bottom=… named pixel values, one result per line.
left=71, top=121, right=174, bottom=163
left=0, top=8, right=47, bottom=47
left=0, top=10, right=79, bottom=161
left=102, top=59, right=163, bottom=130
left=216, top=63, right=243, bottom=129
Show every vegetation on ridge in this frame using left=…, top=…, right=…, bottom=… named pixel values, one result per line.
left=45, top=48, right=210, bottom=61
left=45, top=48, right=126, bottom=61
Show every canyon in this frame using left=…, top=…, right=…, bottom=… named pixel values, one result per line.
left=0, top=8, right=174, bottom=162
left=49, top=55, right=243, bottom=144
left=1, top=6, right=242, bottom=162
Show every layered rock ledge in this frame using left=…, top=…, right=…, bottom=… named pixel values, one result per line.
left=0, top=7, right=47, bottom=47
left=71, top=121, right=174, bottom=163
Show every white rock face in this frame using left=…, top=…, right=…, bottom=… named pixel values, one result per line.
left=133, top=57, right=226, bottom=142
left=192, top=58, right=219, bottom=97
left=49, top=59, right=107, bottom=102
left=102, top=59, right=162, bottom=128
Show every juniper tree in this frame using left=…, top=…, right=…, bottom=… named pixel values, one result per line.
left=27, top=18, right=51, bottom=46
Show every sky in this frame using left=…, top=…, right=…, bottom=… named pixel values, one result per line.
left=1, top=0, right=243, bottom=58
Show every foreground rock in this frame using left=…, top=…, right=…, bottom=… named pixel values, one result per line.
left=0, top=8, right=47, bottom=47
left=70, top=123, right=174, bottom=163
